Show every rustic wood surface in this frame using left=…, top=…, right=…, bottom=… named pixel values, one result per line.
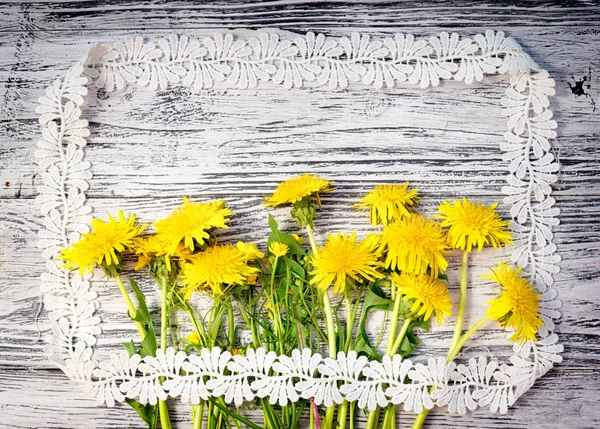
left=1, top=1, right=599, bottom=428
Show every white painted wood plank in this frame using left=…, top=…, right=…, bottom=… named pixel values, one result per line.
left=1, top=366, right=599, bottom=429
left=2, top=1, right=600, bottom=33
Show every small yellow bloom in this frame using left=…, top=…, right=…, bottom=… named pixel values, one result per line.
left=436, top=198, right=512, bottom=252
left=310, top=232, right=384, bottom=294
left=354, top=183, right=419, bottom=226
left=236, top=241, right=264, bottom=261
left=232, top=348, right=244, bottom=356
left=392, top=272, right=452, bottom=326
left=269, top=241, right=289, bottom=257
left=381, top=215, right=448, bottom=277
left=263, top=174, right=334, bottom=207
left=485, top=261, right=543, bottom=343
left=60, top=211, right=144, bottom=275
left=180, top=243, right=258, bottom=296
left=265, top=301, right=275, bottom=319
left=154, top=197, right=232, bottom=254
left=289, top=233, right=305, bottom=245
left=186, top=332, right=201, bottom=345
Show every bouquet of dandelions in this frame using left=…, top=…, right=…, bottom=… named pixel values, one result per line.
left=59, top=174, right=543, bottom=429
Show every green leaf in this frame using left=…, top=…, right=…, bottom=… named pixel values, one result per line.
left=399, top=318, right=430, bottom=357
left=128, top=279, right=157, bottom=358
left=122, top=340, right=137, bottom=357
left=353, top=283, right=394, bottom=360
left=285, top=258, right=305, bottom=278
left=125, top=398, right=158, bottom=429
left=208, top=398, right=265, bottom=429
left=267, top=214, right=305, bottom=256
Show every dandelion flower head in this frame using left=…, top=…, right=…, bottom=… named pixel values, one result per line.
left=154, top=197, right=232, bottom=254
left=269, top=241, right=289, bottom=257
left=310, top=232, right=384, bottom=294
left=354, top=182, right=419, bottom=226
left=381, top=215, right=448, bottom=277
left=485, top=261, right=543, bottom=343
left=436, top=198, right=512, bottom=252
left=263, top=174, right=334, bottom=207
left=60, top=211, right=144, bottom=275
left=392, top=271, right=452, bottom=326
left=180, top=243, right=258, bottom=296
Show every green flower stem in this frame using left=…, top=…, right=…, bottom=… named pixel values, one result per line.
left=338, top=293, right=357, bottom=429
left=411, top=316, right=491, bottom=429
left=228, top=299, right=235, bottom=348
left=114, top=274, right=146, bottom=340
left=320, top=291, right=337, bottom=357
left=390, top=317, right=412, bottom=357
left=364, top=409, right=380, bottom=429
left=349, top=402, right=357, bottom=429
left=449, top=250, right=470, bottom=352
left=343, top=295, right=355, bottom=354
left=411, top=409, right=427, bottom=429
left=321, top=289, right=337, bottom=429
left=306, top=224, right=319, bottom=254
left=448, top=315, right=491, bottom=360
left=159, top=277, right=173, bottom=429
left=270, top=256, right=286, bottom=355
left=379, top=317, right=412, bottom=429
left=382, top=405, right=396, bottom=429
left=366, top=306, right=408, bottom=429
left=193, top=402, right=204, bottom=429
left=386, top=288, right=402, bottom=355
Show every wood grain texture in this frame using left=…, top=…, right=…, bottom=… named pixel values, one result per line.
left=0, top=1, right=599, bottom=428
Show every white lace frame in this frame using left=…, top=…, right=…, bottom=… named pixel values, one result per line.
left=36, top=30, right=563, bottom=415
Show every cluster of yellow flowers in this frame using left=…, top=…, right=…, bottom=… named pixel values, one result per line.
left=266, top=174, right=542, bottom=344
left=57, top=173, right=544, bottom=429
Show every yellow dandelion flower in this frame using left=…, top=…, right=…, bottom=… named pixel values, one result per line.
left=436, top=198, right=512, bottom=252
left=180, top=244, right=258, bottom=296
left=60, top=211, right=144, bottom=275
left=154, top=197, right=232, bottom=254
left=310, top=232, right=384, bottom=294
left=236, top=241, right=264, bottom=261
left=381, top=215, right=448, bottom=276
left=263, top=174, right=335, bottom=207
left=269, top=241, right=289, bottom=257
left=392, top=272, right=452, bottom=326
left=133, top=234, right=193, bottom=271
left=186, top=332, right=201, bottom=345
left=485, top=261, right=543, bottom=343
left=354, top=183, right=419, bottom=226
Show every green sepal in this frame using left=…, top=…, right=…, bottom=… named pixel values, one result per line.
left=125, top=398, right=158, bottom=429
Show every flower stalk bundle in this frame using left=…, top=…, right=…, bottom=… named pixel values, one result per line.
left=59, top=174, right=543, bottom=429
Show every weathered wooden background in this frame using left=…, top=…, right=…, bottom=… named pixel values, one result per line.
left=1, top=1, right=599, bottom=428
